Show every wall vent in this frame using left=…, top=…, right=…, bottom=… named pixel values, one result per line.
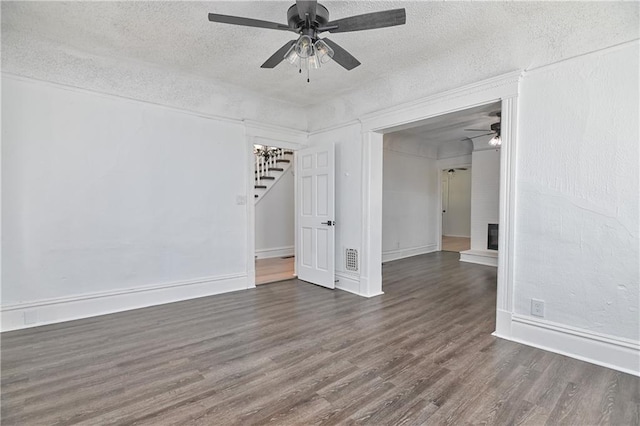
left=345, top=249, right=359, bottom=272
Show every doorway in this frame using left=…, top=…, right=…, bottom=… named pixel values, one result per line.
left=253, top=144, right=296, bottom=285
left=441, top=167, right=471, bottom=253
left=358, top=72, right=520, bottom=337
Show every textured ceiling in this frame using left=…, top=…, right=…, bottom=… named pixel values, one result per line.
left=2, top=1, right=638, bottom=128
left=393, top=101, right=500, bottom=145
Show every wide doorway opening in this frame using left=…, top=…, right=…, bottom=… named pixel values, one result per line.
left=380, top=102, right=501, bottom=265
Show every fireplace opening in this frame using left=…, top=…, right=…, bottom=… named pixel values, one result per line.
left=488, top=224, right=499, bottom=250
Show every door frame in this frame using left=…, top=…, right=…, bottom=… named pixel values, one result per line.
left=359, top=70, right=522, bottom=338
left=244, top=121, right=308, bottom=288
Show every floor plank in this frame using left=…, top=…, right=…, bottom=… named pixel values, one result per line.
left=441, top=236, right=470, bottom=252
left=1, top=252, right=638, bottom=425
left=255, top=256, right=295, bottom=285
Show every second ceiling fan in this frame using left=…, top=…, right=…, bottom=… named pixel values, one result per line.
left=208, top=0, right=406, bottom=78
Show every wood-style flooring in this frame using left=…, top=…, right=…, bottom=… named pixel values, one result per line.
left=1, top=252, right=638, bottom=425
left=255, top=256, right=295, bottom=285
left=441, top=236, right=470, bottom=253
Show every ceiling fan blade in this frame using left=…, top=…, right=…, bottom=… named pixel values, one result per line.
left=321, top=9, right=406, bottom=33
left=464, top=128, right=492, bottom=132
left=296, top=0, right=317, bottom=22
left=468, top=133, right=495, bottom=139
left=322, top=38, right=361, bottom=70
left=208, top=13, right=293, bottom=32
left=261, top=40, right=296, bottom=68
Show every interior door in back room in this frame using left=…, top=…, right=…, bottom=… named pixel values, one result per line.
left=296, top=142, right=335, bottom=289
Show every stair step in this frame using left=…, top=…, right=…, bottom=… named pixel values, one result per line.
left=256, top=176, right=275, bottom=180
left=276, top=159, right=290, bottom=163
left=255, top=185, right=267, bottom=189
left=268, top=167, right=284, bottom=172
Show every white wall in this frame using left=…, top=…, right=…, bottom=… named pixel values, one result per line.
left=469, top=149, right=500, bottom=250
left=2, top=76, right=250, bottom=329
left=442, top=169, right=471, bottom=238
left=308, top=42, right=639, bottom=372
left=255, top=169, right=294, bottom=258
left=382, top=136, right=439, bottom=262
left=514, top=43, right=639, bottom=341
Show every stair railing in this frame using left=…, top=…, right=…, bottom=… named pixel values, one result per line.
left=254, top=145, right=287, bottom=184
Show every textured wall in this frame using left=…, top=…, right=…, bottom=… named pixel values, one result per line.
left=382, top=142, right=439, bottom=256
left=514, top=43, right=639, bottom=340
left=255, top=170, right=295, bottom=254
left=2, top=76, right=248, bottom=304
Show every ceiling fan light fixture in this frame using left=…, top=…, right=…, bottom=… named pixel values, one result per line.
left=284, top=44, right=299, bottom=66
left=308, top=51, right=321, bottom=69
left=489, top=134, right=502, bottom=147
left=315, top=39, right=334, bottom=64
left=295, top=35, right=313, bottom=58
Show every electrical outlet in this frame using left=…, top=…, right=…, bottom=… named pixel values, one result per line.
left=531, top=299, right=545, bottom=318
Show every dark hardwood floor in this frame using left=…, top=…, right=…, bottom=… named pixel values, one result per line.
left=1, top=252, right=638, bottom=425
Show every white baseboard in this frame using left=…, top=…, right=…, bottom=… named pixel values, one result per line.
left=255, top=246, right=294, bottom=259
left=382, top=244, right=438, bottom=263
left=493, top=308, right=513, bottom=339
left=335, top=272, right=360, bottom=295
left=442, top=234, right=470, bottom=238
left=335, top=272, right=384, bottom=298
left=1, top=273, right=248, bottom=332
left=500, top=313, right=640, bottom=376
left=459, top=249, right=498, bottom=267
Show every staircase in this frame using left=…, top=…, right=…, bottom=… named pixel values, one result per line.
left=254, top=146, right=294, bottom=202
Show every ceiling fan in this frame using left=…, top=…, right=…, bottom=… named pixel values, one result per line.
left=464, top=112, right=502, bottom=146
left=208, top=1, right=406, bottom=80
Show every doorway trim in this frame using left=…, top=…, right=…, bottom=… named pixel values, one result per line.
left=359, top=70, right=523, bottom=338
left=244, top=120, right=308, bottom=288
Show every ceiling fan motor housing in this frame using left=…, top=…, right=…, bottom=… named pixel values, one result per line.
left=287, top=3, right=329, bottom=32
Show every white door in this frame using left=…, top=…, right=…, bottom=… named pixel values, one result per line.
left=297, top=143, right=335, bottom=289
left=442, top=171, right=449, bottom=236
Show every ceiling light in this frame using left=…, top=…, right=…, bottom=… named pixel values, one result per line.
left=315, top=39, right=334, bottom=64
left=489, top=135, right=502, bottom=147
left=308, top=55, right=321, bottom=70
left=295, top=35, right=313, bottom=58
left=286, top=35, right=328, bottom=82
left=284, top=44, right=299, bottom=66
